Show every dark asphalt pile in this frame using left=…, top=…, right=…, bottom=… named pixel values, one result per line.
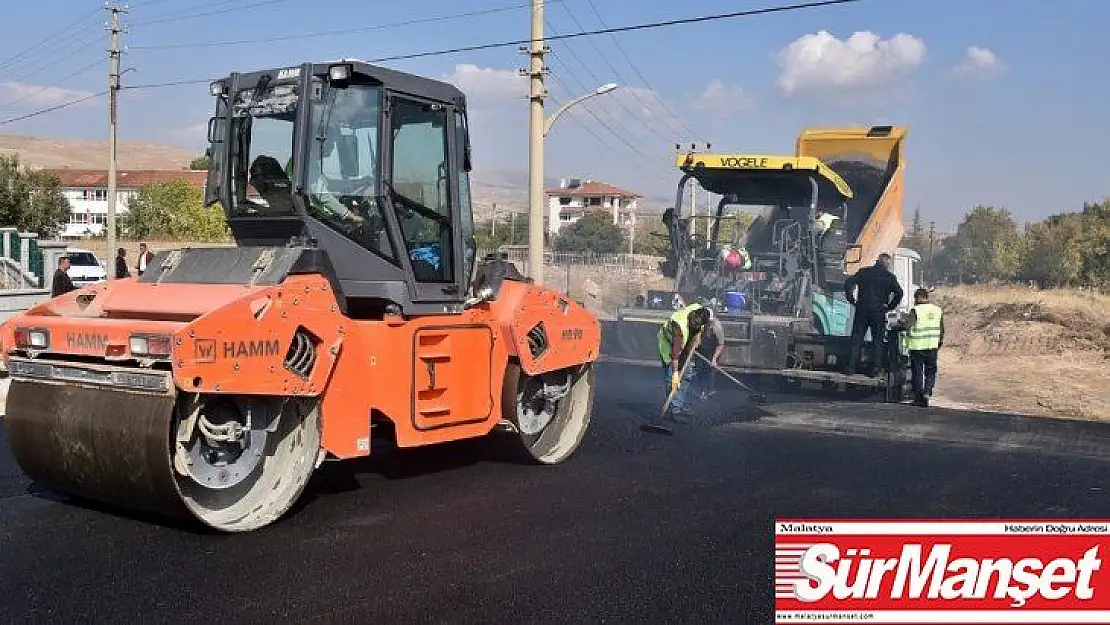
left=2, top=362, right=1109, bottom=624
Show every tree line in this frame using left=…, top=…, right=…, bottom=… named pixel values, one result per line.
left=7, top=147, right=1108, bottom=287
left=903, top=202, right=1110, bottom=289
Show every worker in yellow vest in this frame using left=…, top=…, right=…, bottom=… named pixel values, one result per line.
left=904, top=287, right=944, bottom=407
left=657, top=302, right=711, bottom=423
left=814, top=208, right=839, bottom=238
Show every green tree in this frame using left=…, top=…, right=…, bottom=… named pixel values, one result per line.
left=474, top=212, right=527, bottom=250
left=121, top=179, right=229, bottom=241
left=0, top=154, right=72, bottom=236
left=1079, top=199, right=1110, bottom=286
left=944, top=205, right=1026, bottom=282
left=631, top=215, right=669, bottom=256
left=552, top=211, right=625, bottom=253
left=189, top=155, right=212, bottom=170
left=1020, top=213, right=1084, bottom=287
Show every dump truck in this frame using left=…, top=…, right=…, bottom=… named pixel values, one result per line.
left=0, top=60, right=600, bottom=532
left=601, top=126, right=920, bottom=398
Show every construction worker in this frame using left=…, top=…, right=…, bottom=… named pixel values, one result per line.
left=904, top=287, right=944, bottom=407
left=658, top=302, right=711, bottom=423
left=814, top=207, right=839, bottom=237
left=844, top=253, right=903, bottom=376
left=696, top=308, right=726, bottom=400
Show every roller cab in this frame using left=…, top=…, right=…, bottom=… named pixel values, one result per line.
left=1, top=60, right=600, bottom=532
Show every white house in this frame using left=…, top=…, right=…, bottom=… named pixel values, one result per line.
left=545, top=178, right=641, bottom=236
left=47, top=169, right=209, bottom=238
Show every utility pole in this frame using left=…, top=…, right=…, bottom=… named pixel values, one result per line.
left=522, top=0, right=547, bottom=285
left=105, top=3, right=127, bottom=281
left=927, top=220, right=936, bottom=283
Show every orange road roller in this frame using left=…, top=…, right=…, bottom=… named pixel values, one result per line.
left=0, top=60, right=600, bottom=532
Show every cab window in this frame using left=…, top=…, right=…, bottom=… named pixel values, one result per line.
left=390, top=97, right=453, bottom=283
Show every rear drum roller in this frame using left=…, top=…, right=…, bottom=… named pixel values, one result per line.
left=171, top=394, right=321, bottom=532
left=501, top=361, right=595, bottom=464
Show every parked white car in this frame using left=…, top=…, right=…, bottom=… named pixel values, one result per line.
left=65, top=249, right=107, bottom=287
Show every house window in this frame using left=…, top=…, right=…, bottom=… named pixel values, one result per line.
left=559, top=196, right=572, bottom=205
left=91, top=213, right=106, bottom=225
left=70, top=212, right=89, bottom=224
left=587, top=197, right=601, bottom=206
left=81, top=189, right=108, bottom=201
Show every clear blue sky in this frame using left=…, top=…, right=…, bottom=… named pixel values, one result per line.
left=1, top=0, right=1107, bottom=230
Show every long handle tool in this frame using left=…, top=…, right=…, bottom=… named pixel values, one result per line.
left=640, top=334, right=701, bottom=435
left=693, top=351, right=769, bottom=404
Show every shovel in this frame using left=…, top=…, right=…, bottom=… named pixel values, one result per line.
left=640, top=334, right=702, bottom=436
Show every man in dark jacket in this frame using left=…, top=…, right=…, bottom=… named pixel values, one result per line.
left=51, top=256, right=76, bottom=297
left=844, top=253, right=903, bottom=375
left=115, top=248, right=130, bottom=279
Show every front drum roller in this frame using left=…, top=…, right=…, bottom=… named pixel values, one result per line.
left=5, top=378, right=321, bottom=532
left=501, top=361, right=595, bottom=464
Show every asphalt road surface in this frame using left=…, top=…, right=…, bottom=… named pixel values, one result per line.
left=2, top=362, right=1110, bottom=624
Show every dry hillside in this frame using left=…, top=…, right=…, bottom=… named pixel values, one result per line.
left=931, top=285, right=1110, bottom=420
left=0, top=132, right=197, bottom=170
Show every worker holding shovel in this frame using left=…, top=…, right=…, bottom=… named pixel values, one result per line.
left=658, top=303, right=711, bottom=424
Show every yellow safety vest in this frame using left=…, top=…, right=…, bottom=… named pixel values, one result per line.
left=658, top=303, right=702, bottom=363
left=815, top=213, right=838, bottom=235
left=736, top=246, right=753, bottom=269
left=905, top=303, right=943, bottom=351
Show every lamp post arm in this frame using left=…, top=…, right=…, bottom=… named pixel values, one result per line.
left=544, top=90, right=603, bottom=137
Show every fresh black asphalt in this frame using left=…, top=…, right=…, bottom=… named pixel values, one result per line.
left=2, top=362, right=1109, bottom=624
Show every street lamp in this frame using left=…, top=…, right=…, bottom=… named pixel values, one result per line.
left=543, top=83, right=618, bottom=137
left=527, top=82, right=619, bottom=287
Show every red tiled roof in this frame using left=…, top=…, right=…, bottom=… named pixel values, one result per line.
left=545, top=180, right=641, bottom=198
left=45, top=169, right=208, bottom=189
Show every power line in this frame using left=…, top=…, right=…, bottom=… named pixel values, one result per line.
left=545, top=71, right=655, bottom=165
left=544, top=18, right=661, bottom=151
left=552, top=4, right=678, bottom=146
left=546, top=51, right=654, bottom=158
left=371, top=0, right=864, bottom=62
left=130, top=0, right=289, bottom=26
left=0, top=7, right=101, bottom=72
left=0, top=58, right=102, bottom=110
left=5, top=0, right=863, bottom=127
left=129, top=1, right=564, bottom=50
left=0, top=91, right=106, bottom=126
left=581, top=0, right=706, bottom=143
left=122, top=0, right=863, bottom=91
left=2, top=34, right=106, bottom=89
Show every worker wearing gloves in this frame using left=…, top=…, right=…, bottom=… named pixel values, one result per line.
left=844, top=253, right=903, bottom=376
left=658, top=302, right=711, bottom=423
left=903, top=287, right=944, bottom=407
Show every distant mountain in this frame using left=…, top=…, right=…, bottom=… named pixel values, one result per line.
left=1, top=133, right=668, bottom=220
left=0, top=132, right=198, bottom=170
